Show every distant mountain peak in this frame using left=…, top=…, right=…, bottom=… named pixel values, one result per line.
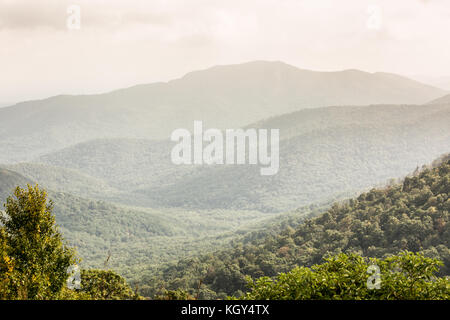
left=0, top=61, right=447, bottom=163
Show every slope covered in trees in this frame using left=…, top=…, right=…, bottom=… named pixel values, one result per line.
left=0, top=166, right=280, bottom=279
left=2, top=185, right=447, bottom=300
left=139, top=154, right=450, bottom=299
left=32, top=104, right=450, bottom=212
left=0, top=169, right=32, bottom=200
left=5, top=162, right=120, bottom=200
left=137, top=104, right=450, bottom=212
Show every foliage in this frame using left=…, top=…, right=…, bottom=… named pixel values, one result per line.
left=141, top=156, right=450, bottom=298
left=0, top=185, right=76, bottom=299
left=0, top=185, right=138, bottom=300
left=2, top=105, right=449, bottom=284
left=0, top=229, right=15, bottom=299
left=155, top=289, right=195, bottom=300
left=76, top=269, right=140, bottom=300
left=0, top=151, right=448, bottom=301
left=0, top=168, right=280, bottom=282
left=239, top=252, right=449, bottom=300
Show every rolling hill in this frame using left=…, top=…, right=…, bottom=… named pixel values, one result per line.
left=0, top=168, right=33, bottom=200
left=140, top=104, right=450, bottom=212
left=0, top=166, right=280, bottom=277
left=0, top=61, right=445, bottom=163
left=139, top=154, right=450, bottom=299
left=35, top=138, right=192, bottom=195
left=2, top=61, right=449, bottom=288
left=33, top=103, right=450, bottom=212
left=4, top=162, right=120, bottom=200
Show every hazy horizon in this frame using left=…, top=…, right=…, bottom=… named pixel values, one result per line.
left=1, top=1, right=449, bottom=302
left=1, top=60, right=449, bottom=108
left=2, top=0, right=450, bottom=104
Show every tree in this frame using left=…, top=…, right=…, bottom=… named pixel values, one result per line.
left=0, top=229, right=15, bottom=299
left=239, top=252, right=449, bottom=300
left=0, top=185, right=76, bottom=299
left=79, top=269, right=140, bottom=300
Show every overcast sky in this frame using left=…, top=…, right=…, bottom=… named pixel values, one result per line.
left=1, top=0, right=449, bottom=105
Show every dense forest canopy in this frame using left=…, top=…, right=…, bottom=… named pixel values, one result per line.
left=240, top=252, right=449, bottom=300
left=26, top=104, right=450, bottom=213
left=1, top=103, right=449, bottom=283
left=0, top=154, right=449, bottom=300
left=139, top=154, right=450, bottom=299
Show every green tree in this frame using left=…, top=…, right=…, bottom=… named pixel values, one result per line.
left=239, top=252, right=449, bottom=300
left=79, top=269, right=140, bottom=300
left=0, top=185, right=76, bottom=299
left=0, top=229, right=15, bottom=299
left=155, top=288, right=194, bottom=300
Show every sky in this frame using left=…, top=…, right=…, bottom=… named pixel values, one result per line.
left=1, top=0, right=450, bottom=105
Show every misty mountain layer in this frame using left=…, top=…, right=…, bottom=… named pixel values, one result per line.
left=0, top=61, right=446, bottom=163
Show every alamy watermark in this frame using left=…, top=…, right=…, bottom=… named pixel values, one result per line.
left=67, top=4, right=81, bottom=30
left=170, top=121, right=279, bottom=176
left=366, top=4, right=383, bottom=30
left=66, top=264, right=81, bottom=290
left=367, top=264, right=381, bottom=289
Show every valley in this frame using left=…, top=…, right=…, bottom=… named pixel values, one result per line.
left=0, top=62, right=449, bottom=298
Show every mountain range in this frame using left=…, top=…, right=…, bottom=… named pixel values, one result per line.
left=10, top=103, right=447, bottom=212
left=0, top=61, right=446, bottom=163
left=1, top=61, right=449, bottom=282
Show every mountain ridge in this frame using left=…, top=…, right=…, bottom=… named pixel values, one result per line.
left=0, top=61, right=446, bottom=163
left=139, top=154, right=450, bottom=298
left=28, top=103, right=450, bottom=212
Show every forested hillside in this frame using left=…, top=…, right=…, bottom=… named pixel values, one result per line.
left=1, top=63, right=449, bottom=300
left=31, top=104, right=450, bottom=212
left=2, top=104, right=449, bottom=289
left=136, top=104, right=450, bottom=212
left=139, top=154, right=450, bottom=299
left=0, top=169, right=32, bottom=200
left=0, top=167, right=281, bottom=279
left=2, top=186, right=447, bottom=300
left=5, top=162, right=119, bottom=200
